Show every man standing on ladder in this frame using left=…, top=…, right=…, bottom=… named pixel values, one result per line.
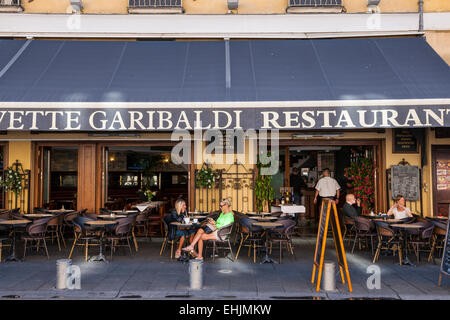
left=314, top=168, right=341, bottom=207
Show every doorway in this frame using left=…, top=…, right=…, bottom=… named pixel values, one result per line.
left=277, top=139, right=384, bottom=222
left=36, top=146, right=78, bottom=210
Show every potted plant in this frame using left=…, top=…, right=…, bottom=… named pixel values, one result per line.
left=254, top=157, right=275, bottom=213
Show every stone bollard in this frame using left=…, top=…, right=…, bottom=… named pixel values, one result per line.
left=56, top=259, right=72, bottom=290
left=189, top=258, right=203, bottom=290
left=322, top=261, right=336, bottom=291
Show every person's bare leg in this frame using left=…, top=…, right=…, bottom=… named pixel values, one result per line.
left=184, top=229, right=204, bottom=251
left=197, top=233, right=216, bottom=259
left=176, top=236, right=185, bottom=256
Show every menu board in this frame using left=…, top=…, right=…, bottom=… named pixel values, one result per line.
left=436, top=160, right=450, bottom=191
left=390, top=165, right=420, bottom=201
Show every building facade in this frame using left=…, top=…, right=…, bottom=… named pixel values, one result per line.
left=0, top=0, right=449, bottom=220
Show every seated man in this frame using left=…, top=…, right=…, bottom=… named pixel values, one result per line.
left=182, top=198, right=234, bottom=260
left=342, top=194, right=362, bottom=218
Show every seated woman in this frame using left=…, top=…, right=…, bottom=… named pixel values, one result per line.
left=182, top=198, right=234, bottom=260
left=387, top=195, right=413, bottom=220
left=167, top=198, right=195, bottom=259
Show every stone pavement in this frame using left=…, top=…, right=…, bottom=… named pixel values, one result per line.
left=0, top=236, right=448, bottom=300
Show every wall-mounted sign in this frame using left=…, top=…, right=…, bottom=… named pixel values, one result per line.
left=393, top=129, right=418, bottom=153
left=436, top=160, right=450, bottom=191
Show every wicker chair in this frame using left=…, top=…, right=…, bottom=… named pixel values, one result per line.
left=62, top=209, right=85, bottom=237
left=409, top=224, right=434, bottom=263
left=342, top=215, right=356, bottom=245
left=68, top=216, right=101, bottom=262
left=160, top=216, right=181, bottom=259
left=269, top=218, right=296, bottom=263
left=46, top=213, right=66, bottom=251
left=205, top=223, right=234, bottom=262
left=373, top=221, right=403, bottom=264
left=104, top=217, right=134, bottom=260
left=352, top=217, right=377, bottom=255
left=428, top=221, right=448, bottom=263
left=22, top=217, right=53, bottom=260
left=235, top=217, right=264, bottom=263
left=135, top=207, right=151, bottom=238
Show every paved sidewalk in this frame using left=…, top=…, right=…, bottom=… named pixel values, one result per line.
left=0, top=237, right=448, bottom=300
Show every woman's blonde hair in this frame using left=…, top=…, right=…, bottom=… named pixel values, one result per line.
left=175, top=198, right=186, bottom=215
left=221, top=198, right=231, bottom=207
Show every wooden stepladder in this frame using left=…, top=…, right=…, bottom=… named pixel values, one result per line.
left=311, top=199, right=352, bottom=292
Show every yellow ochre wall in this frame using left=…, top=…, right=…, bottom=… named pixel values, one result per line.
left=20, top=0, right=450, bottom=14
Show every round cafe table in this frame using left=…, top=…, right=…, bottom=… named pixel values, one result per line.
left=246, top=212, right=272, bottom=217
left=252, top=221, right=283, bottom=264
left=0, top=219, right=31, bottom=262
left=390, top=223, right=424, bottom=267
left=22, top=214, right=54, bottom=220
left=111, top=210, right=139, bottom=215
left=98, top=215, right=127, bottom=220
left=85, top=220, right=117, bottom=263
left=249, top=216, right=279, bottom=222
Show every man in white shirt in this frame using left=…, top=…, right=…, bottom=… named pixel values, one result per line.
left=314, top=168, right=341, bottom=205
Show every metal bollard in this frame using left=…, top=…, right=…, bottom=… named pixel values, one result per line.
left=189, top=258, right=203, bottom=290
left=322, top=261, right=336, bottom=291
left=56, top=259, right=72, bottom=290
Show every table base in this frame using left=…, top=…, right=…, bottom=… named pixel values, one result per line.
left=399, top=257, right=416, bottom=267
left=89, top=253, right=109, bottom=263
left=260, top=255, right=277, bottom=264
left=5, top=254, right=22, bottom=263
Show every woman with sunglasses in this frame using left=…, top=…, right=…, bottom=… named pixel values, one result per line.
left=182, top=198, right=234, bottom=260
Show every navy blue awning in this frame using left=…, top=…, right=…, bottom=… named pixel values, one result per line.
left=0, top=37, right=448, bottom=103
left=0, top=37, right=449, bottom=131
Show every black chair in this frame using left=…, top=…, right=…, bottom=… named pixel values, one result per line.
left=342, top=215, right=356, bottom=246
left=269, top=219, right=296, bottom=263
left=45, top=213, right=66, bottom=251
left=205, top=223, right=234, bottom=262
left=428, top=221, right=448, bottom=263
left=99, top=208, right=113, bottom=214
left=373, top=221, right=403, bottom=264
left=68, top=216, right=101, bottom=262
left=62, top=209, right=85, bottom=236
left=22, top=217, right=53, bottom=260
left=409, top=224, right=434, bottom=263
left=352, top=217, right=377, bottom=255
left=135, top=207, right=151, bottom=238
left=105, top=217, right=134, bottom=260
left=235, top=217, right=264, bottom=263
left=160, top=216, right=182, bottom=259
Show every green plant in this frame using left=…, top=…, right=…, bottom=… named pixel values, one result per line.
left=344, top=158, right=375, bottom=212
left=195, top=164, right=218, bottom=189
left=145, top=190, right=157, bottom=201
left=254, top=158, right=275, bottom=212
left=1, top=166, right=24, bottom=195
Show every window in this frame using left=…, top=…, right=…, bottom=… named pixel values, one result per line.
left=128, top=0, right=183, bottom=13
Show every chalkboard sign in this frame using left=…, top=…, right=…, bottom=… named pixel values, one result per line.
left=439, top=221, right=450, bottom=285
left=393, top=129, right=418, bottom=153
left=311, top=199, right=352, bottom=292
left=391, top=165, right=420, bottom=201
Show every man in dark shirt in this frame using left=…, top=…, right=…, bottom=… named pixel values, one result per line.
left=290, top=167, right=302, bottom=204
left=342, top=194, right=362, bottom=218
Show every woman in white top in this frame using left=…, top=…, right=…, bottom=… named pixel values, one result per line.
left=387, top=195, right=413, bottom=220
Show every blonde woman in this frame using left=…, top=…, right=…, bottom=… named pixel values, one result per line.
left=167, top=198, right=195, bottom=259
left=182, top=198, right=234, bottom=260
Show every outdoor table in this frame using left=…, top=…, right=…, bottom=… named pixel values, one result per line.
left=252, top=221, right=283, bottom=264
left=0, top=219, right=31, bottom=262
left=22, top=214, right=54, bottom=219
left=46, top=209, right=75, bottom=214
left=85, top=220, right=118, bottom=263
left=249, top=216, right=279, bottom=222
left=246, top=212, right=272, bottom=217
left=372, top=218, right=404, bottom=224
left=390, top=223, right=424, bottom=267
left=271, top=205, right=306, bottom=218
left=111, top=210, right=139, bottom=214
left=98, top=215, right=127, bottom=219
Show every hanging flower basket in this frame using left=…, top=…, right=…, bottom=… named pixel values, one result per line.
left=0, top=167, right=24, bottom=195
left=195, top=165, right=219, bottom=189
